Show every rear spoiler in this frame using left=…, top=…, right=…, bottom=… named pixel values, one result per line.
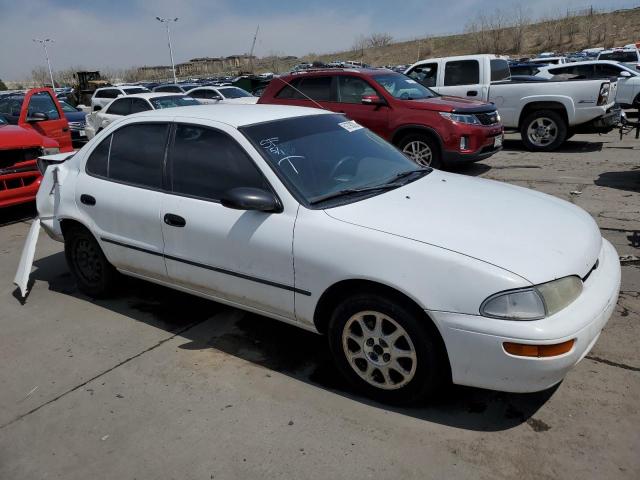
left=36, top=152, right=75, bottom=174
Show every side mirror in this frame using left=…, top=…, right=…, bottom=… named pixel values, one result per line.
left=93, top=105, right=102, bottom=111
left=27, top=112, right=48, bottom=122
left=620, top=71, right=632, bottom=78
left=221, top=187, right=281, bottom=213
left=361, top=95, right=385, bottom=106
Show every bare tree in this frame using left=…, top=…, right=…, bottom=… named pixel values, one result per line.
left=508, top=5, right=530, bottom=53
left=352, top=34, right=368, bottom=59
left=31, top=66, right=50, bottom=87
left=368, top=33, right=393, bottom=48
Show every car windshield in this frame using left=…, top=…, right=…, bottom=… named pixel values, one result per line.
left=149, top=95, right=200, bottom=109
left=218, top=87, right=252, bottom=98
left=372, top=73, right=436, bottom=100
left=599, top=51, right=638, bottom=62
left=241, top=114, right=430, bottom=207
left=125, top=88, right=149, bottom=95
left=59, top=101, right=78, bottom=112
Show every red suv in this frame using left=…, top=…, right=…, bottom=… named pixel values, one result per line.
left=259, top=69, right=503, bottom=168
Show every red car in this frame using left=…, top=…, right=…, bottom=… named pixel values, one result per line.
left=0, top=88, right=73, bottom=208
left=258, top=69, right=503, bottom=168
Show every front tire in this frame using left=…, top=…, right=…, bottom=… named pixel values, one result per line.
left=520, top=109, right=567, bottom=151
left=64, top=225, right=119, bottom=298
left=397, top=134, right=442, bottom=169
left=328, top=293, right=448, bottom=405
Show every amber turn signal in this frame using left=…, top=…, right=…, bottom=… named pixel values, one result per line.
left=503, top=339, right=575, bottom=358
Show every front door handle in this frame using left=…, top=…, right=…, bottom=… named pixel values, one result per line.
left=164, top=213, right=186, bottom=227
left=467, top=90, right=478, bottom=97
left=80, top=194, right=96, bottom=206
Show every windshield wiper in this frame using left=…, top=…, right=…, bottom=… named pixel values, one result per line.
left=309, top=183, right=404, bottom=205
left=387, top=168, right=430, bottom=182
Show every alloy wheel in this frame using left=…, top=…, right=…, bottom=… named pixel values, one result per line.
left=402, top=141, right=433, bottom=167
left=526, top=117, right=559, bottom=147
left=341, top=310, right=418, bottom=390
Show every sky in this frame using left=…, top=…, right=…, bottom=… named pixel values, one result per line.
left=0, top=0, right=637, bottom=80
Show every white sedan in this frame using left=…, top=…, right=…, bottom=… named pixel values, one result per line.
left=84, top=93, right=200, bottom=139
left=186, top=86, right=259, bottom=104
left=29, top=105, right=620, bottom=404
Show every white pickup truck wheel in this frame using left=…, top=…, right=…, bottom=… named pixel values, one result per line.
left=520, top=110, right=567, bottom=152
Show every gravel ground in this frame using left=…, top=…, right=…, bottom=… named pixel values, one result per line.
left=0, top=132, right=638, bottom=480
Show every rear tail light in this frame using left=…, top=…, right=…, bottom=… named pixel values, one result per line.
left=597, top=82, right=610, bottom=106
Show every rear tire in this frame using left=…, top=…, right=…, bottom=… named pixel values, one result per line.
left=64, top=225, right=119, bottom=298
left=328, top=293, right=448, bottom=405
left=520, top=109, right=567, bottom=152
left=397, top=133, right=442, bottom=169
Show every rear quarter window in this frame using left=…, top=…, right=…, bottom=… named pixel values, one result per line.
left=490, top=60, right=510, bottom=81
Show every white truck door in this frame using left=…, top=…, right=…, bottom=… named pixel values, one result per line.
left=438, top=59, right=482, bottom=99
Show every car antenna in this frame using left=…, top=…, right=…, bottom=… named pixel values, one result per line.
left=272, top=76, right=328, bottom=111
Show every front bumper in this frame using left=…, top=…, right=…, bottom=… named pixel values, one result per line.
left=442, top=123, right=504, bottom=164
left=429, top=238, right=621, bottom=393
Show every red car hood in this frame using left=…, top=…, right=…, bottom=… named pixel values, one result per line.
left=0, top=125, right=57, bottom=149
left=403, top=95, right=493, bottom=112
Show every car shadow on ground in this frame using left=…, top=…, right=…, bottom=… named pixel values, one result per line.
left=595, top=169, right=640, bottom=193
left=0, top=203, right=36, bottom=227
left=502, top=138, right=604, bottom=153
left=26, top=251, right=557, bottom=433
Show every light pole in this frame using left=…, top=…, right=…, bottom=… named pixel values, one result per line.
left=33, top=38, right=56, bottom=88
left=156, top=17, right=179, bottom=84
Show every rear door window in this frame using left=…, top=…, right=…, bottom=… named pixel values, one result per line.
left=444, top=60, right=480, bottom=86
left=130, top=98, right=152, bottom=113
left=297, top=76, right=334, bottom=101
left=107, top=123, right=169, bottom=189
left=490, top=59, right=510, bottom=81
left=106, top=98, right=131, bottom=116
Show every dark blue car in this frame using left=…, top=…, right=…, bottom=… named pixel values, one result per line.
left=59, top=100, right=88, bottom=144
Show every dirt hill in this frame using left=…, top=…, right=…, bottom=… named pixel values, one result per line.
left=258, top=6, right=640, bottom=71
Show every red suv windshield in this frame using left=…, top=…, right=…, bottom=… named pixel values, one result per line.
left=372, top=73, right=437, bottom=100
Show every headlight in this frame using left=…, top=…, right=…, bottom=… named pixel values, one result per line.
left=42, top=147, right=60, bottom=155
left=439, top=112, right=481, bottom=125
left=480, top=276, right=583, bottom=321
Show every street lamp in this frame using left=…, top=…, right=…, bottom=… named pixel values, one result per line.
left=156, top=17, right=179, bottom=84
left=33, top=38, right=56, bottom=88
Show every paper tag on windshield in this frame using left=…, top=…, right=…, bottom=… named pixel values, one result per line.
left=338, top=120, right=363, bottom=132
left=406, top=79, right=417, bottom=84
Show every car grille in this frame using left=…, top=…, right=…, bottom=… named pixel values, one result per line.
left=475, top=111, right=500, bottom=125
left=0, top=148, right=43, bottom=171
left=68, top=121, right=86, bottom=129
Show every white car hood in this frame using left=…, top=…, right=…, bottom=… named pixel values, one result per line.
left=325, top=170, right=602, bottom=285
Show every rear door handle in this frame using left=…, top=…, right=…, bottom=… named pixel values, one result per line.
left=164, top=213, right=186, bottom=227
left=80, top=194, right=96, bottom=206
left=467, top=90, right=478, bottom=97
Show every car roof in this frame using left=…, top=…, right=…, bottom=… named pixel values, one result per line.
left=121, top=92, right=188, bottom=100
left=130, top=104, right=332, bottom=127
left=542, top=60, right=634, bottom=69
left=285, top=67, right=392, bottom=77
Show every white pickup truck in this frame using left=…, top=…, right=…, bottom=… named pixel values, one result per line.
left=405, top=54, right=620, bottom=151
